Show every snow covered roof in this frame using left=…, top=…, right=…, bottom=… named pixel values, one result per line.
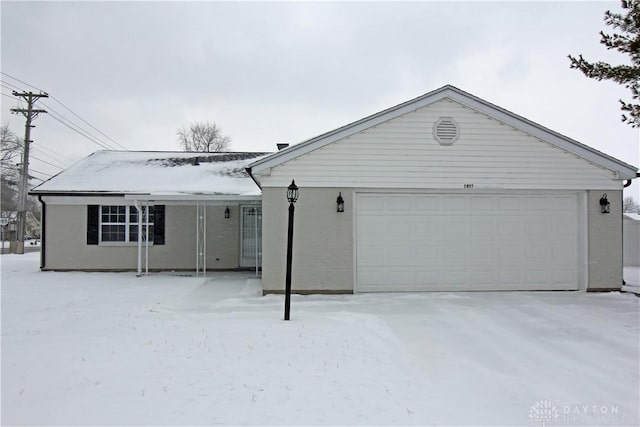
left=624, top=213, right=640, bottom=221
left=31, top=151, right=270, bottom=197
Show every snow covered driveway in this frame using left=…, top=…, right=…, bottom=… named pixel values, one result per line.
left=2, top=254, right=639, bottom=426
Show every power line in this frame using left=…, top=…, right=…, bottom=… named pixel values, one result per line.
left=29, top=167, right=53, bottom=177
left=40, top=101, right=118, bottom=150
left=0, top=72, right=44, bottom=92
left=45, top=109, right=115, bottom=151
left=31, top=155, right=63, bottom=170
left=27, top=174, right=45, bottom=182
left=1, top=84, right=19, bottom=93
left=32, top=144, right=77, bottom=166
left=0, top=79, right=22, bottom=91
left=30, top=151, right=67, bottom=169
left=48, top=96, right=127, bottom=150
left=2, top=72, right=128, bottom=150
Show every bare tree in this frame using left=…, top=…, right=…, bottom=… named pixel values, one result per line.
left=1, top=124, right=22, bottom=178
left=177, top=121, right=231, bottom=152
left=1, top=124, right=22, bottom=211
left=623, top=196, right=639, bottom=213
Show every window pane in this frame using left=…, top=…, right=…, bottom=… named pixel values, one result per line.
left=102, top=225, right=125, bottom=242
left=129, top=224, right=154, bottom=242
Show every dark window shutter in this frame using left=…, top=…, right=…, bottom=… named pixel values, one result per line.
left=153, top=205, right=165, bottom=245
left=87, top=205, right=99, bottom=245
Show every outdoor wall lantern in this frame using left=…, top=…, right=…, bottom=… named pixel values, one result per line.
left=224, top=206, right=230, bottom=219
left=336, top=192, right=345, bottom=213
left=284, top=179, right=298, bottom=321
left=599, top=194, right=611, bottom=214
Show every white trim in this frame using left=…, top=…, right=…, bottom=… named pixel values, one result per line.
left=249, top=85, right=637, bottom=179
left=578, top=191, right=589, bottom=291
left=124, top=194, right=261, bottom=202
left=41, top=195, right=261, bottom=206
left=239, top=205, right=262, bottom=268
left=351, top=188, right=358, bottom=294
left=98, top=204, right=154, bottom=246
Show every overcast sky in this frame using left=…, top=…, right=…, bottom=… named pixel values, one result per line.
left=1, top=1, right=638, bottom=198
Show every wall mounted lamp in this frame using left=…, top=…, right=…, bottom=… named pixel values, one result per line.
left=224, top=206, right=230, bottom=219
left=336, top=192, right=345, bottom=212
left=599, top=194, right=610, bottom=214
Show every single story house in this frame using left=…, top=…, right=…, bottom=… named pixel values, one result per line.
left=30, top=151, right=269, bottom=275
left=32, top=85, right=638, bottom=292
left=246, top=85, right=637, bottom=293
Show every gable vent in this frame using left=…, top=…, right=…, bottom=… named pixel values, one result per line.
left=434, top=117, right=459, bottom=145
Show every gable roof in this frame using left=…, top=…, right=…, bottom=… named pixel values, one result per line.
left=248, top=85, right=637, bottom=180
left=31, top=151, right=271, bottom=197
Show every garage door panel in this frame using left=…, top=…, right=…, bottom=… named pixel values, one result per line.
left=442, top=196, right=467, bottom=211
left=470, top=218, right=495, bottom=238
left=414, top=195, right=441, bottom=212
left=356, top=193, right=580, bottom=292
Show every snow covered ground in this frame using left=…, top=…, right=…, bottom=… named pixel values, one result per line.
left=1, top=239, right=41, bottom=249
left=623, top=266, right=640, bottom=294
left=2, top=253, right=639, bottom=426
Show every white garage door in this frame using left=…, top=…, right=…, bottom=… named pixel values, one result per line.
left=356, top=193, right=580, bottom=292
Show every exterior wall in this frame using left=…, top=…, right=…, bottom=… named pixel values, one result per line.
left=43, top=200, right=244, bottom=271
left=256, top=98, right=629, bottom=293
left=257, top=98, right=619, bottom=190
left=587, top=190, right=623, bottom=290
left=623, top=216, right=640, bottom=267
left=261, top=187, right=353, bottom=293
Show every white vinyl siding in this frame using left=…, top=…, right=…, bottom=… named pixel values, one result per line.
left=258, top=98, right=619, bottom=190
left=356, top=192, right=581, bottom=292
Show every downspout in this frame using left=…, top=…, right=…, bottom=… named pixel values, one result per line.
left=37, top=195, right=46, bottom=270
left=246, top=167, right=262, bottom=190
left=621, top=173, right=639, bottom=287
left=246, top=167, right=263, bottom=277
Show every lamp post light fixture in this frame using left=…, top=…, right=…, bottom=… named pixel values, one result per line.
left=284, top=179, right=298, bottom=321
left=224, top=206, right=230, bottom=219
left=599, top=193, right=611, bottom=214
left=336, top=192, right=345, bottom=213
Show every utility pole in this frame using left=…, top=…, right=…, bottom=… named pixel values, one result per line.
left=10, top=91, right=48, bottom=254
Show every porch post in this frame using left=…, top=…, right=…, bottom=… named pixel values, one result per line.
left=145, top=201, right=149, bottom=275
left=134, top=201, right=142, bottom=277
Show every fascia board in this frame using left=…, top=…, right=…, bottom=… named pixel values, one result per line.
left=123, top=194, right=262, bottom=202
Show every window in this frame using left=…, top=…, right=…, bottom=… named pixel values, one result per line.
left=100, top=205, right=154, bottom=243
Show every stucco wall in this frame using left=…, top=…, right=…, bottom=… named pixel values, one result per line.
left=43, top=203, right=242, bottom=270
left=623, top=216, right=639, bottom=267
left=587, top=190, right=623, bottom=290
left=261, top=187, right=353, bottom=293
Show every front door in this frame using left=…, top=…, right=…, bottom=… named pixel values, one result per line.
left=240, top=206, right=262, bottom=268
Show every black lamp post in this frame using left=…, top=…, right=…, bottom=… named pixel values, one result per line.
left=284, top=179, right=298, bottom=321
